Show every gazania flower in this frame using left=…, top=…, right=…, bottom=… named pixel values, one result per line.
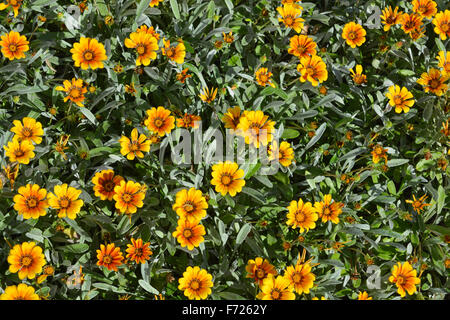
left=3, top=138, right=35, bottom=164
left=92, top=169, right=124, bottom=201
left=0, top=284, right=39, bottom=301
left=124, top=31, right=158, bottom=66
left=172, top=188, right=208, bottom=222
left=256, top=274, right=295, bottom=300
left=412, top=0, right=437, bottom=18
left=245, top=257, right=278, bottom=287
left=7, top=241, right=46, bottom=280
left=441, top=120, right=450, bottom=137
left=409, top=26, right=426, bottom=41
left=0, top=30, right=29, bottom=60
left=406, top=194, right=432, bottom=214
left=417, top=68, right=448, bottom=96
left=268, top=141, right=294, bottom=167
left=176, top=68, right=192, bottom=83
left=126, top=238, right=153, bottom=264
left=223, top=31, right=234, bottom=44
left=284, top=263, right=316, bottom=294
left=3, top=162, right=19, bottom=190
left=400, top=13, right=423, bottom=34
left=144, top=106, right=175, bottom=136
left=113, top=180, right=146, bottom=215
left=10, top=117, right=44, bottom=144
left=125, top=83, right=136, bottom=95
left=297, top=55, right=328, bottom=87
left=176, top=113, right=201, bottom=129
left=286, top=199, right=318, bottom=233
left=371, top=144, right=388, bottom=164
left=178, top=266, right=213, bottom=300
left=149, top=0, right=163, bottom=7
left=70, top=37, right=107, bottom=70
left=136, top=25, right=160, bottom=40
left=288, top=35, right=317, bottom=59
left=357, top=291, right=373, bottom=300
left=222, top=106, right=243, bottom=133
left=389, top=262, right=420, bottom=297
left=210, top=161, right=245, bottom=197
left=386, top=85, right=415, bottom=114
left=96, top=243, right=124, bottom=271
left=277, top=3, right=304, bottom=33
left=433, top=10, right=450, bottom=40
left=199, top=86, right=218, bottom=103
left=255, top=68, right=275, bottom=87
left=119, top=128, right=151, bottom=160
left=349, top=64, right=367, bottom=85
left=0, top=0, right=23, bottom=17
left=314, top=194, right=343, bottom=224
left=172, top=218, right=206, bottom=250
left=236, top=110, right=276, bottom=148
left=342, top=22, right=366, bottom=48
left=55, top=78, right=88, bottom=107
left=162, top=38, right=186, bottom=64
left=13, top=184, right=48, bottom=219
left=380, top=6, right=403, bottom=31
left=437, top=51, right=450, bottom=76
left=37, top=265, right=55, bottom=284
left=47, top=184, right=84, bottom=219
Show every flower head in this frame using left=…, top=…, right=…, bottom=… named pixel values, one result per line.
left=0, top=0, right=23, bottom=17
left=236, top=110, right=276, bottom=148
left=0, top=30, right=29, bottom=60
left=8, top=241, right=46, bottom=280
left=119, top=128, right=151, bottom=160
left=4, top=138, right=35, bottom=164
left=172, top=218, right=206, bottom=250
left=222, top=106, right=243, bottom=133
left=126, top=238, right=153, bottom=264
left=349, top=64, right=367, bottom=85
left=256, top=274, right=295, bottom=300
left=277, top=3, right=304, bottom=33
left=162, top=38, right=186, bottom=64
left=268, top=141, right=294, bottom=167
left=55, top=78, right=88, bottom=107
left=342, top=22, right=366, bottom=48
left=255, top=67, right=275, bottom=87
left=176, top=68, right=192, bottom=83
left=10, top=117, right=44, bottom=144
left=432, top=10, right=450, bottom=40
left=13, top=184, right=48, bottom=219
left=176, top=113, right=201, bottom=129
left=172, top=188, right=208, bottom=223
left=144, top=106, right=175, bottom=137
left=113, top=180, right=146, bottom=215
left=0, top=284, right=39, bottom=300
left=357, top=291, right=373, bottom=300
left=47, top=184, right=84, bottom=219
left=199, top=86, right=218, bottom=103
left=314, top=194, right=343, bottom=224
left=70, top=37, right=107, bottom=70
left=437, top=51, right=450, bottom=76
left=412, top=0, right=437, bottom=19
left=380, top=6, right=403, bottom=31
left=284, top=262, right=315, bottom=295
left=210, top=161, right=245, bottom=197
left=288, top=35, right=317, bottom=59
left=389, top=262, right=420, bottom=297
left=96, top=243, right=124, bottom=271
left=125, top=31, right=158, bottom=66
left=246, top=257, right=278, bottom=287
left=400, top=13, right=423, bottom=34
left=297, top=55, right=328, bottom=87
left=417, top=68, right=448, bottom=96
left=178, top=266, right=213, bottom=300
left=92, top=169, right=124, bottom=201
left=405, top=194, right=432, bottom=214
left=386, top=85, right=415, bottom=114
left=286, top=199, right=318, bottom=232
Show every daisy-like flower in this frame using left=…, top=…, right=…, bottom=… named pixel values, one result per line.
left=119, top=128, right=151, bottom=160
left=3, top=138, right=35, bottom=164
left=313, top=194, right=344, bottom=224
left=349, top=64, right=367, bottom=85
left=284, top=262, right=316, bottom=295
left=297, top=54, right=328, bottom=87
left=288, top=35, right=317, bottom=59
left=371, top=144, right=388, bottom=164
left=417, top=68, right=448, bottom=96
left=176, top=68, right=192, bottom=83
left=268, top=141, right=294, bottom=167
left=13, top=184, right=48, bottom=220
left=47, top=184, right=84, bottom=219
left=178, top=266, right=213, bottom=300
left=409, top=25, right=426, bottom=41
left=92, top=169, right=124, bottom=201
left=161, top=38, right=186, bottom=64
left=10, top=117, right=44, bottom=144
left=113, top=180, right=146, bottom=215
left=342, top=22, right=366, bottom=48
left=255, top=68, right=275, bottom=87
left=357, top=291, right=373, bottom=300
left=437, top=51, right=450, bottom=76
left=286, top=199, right=318, bottom=233
left=199, top=86, right=218, bottom=103
left=412, top=0, right=437, bottom=19
left=124, top=31, right=159, bottom=66
left=126, top=238, right=153, bottom=264
left=149, top=0, right=163, bottom=7
left=386, top=85, right=415, bottom=114
left=7, top=241, right=46, bottom=280
left=144, top=106, right=176, bottom=137
left=389, top=262, right=421, bottom=297
left=210, top=161, right=245, bottom=197
left=136, top=24, right=160, bottom=40
left=176, top=113, right=201, bottom=129
left=37, top=265, right=55, bottom=284
left=222, top=106, right=244, bottom=133
left=0, top=0, right=23, bottom=17
left=441, top=119, right=450, bottom=137
left=70, top=37, right=107, bottom=70
left=0, top=30, right=29, bottom=60
left=172, top=218, right=206, bottom=250
left=55, top=78, right=88, bottom=107
left=400, top=13, right=424, bottom=34
left=223, top=31, right=234, bottom=44
left=277, top=3, right=304, bottom=33
left=96, top=243, right=124, bottom=271
left=3, top=162, right=19, bottom=190
left=245, top=257, right=278, bottom=287
left=380, top=6, right=403, bottom=31
left=256, top=274, right=295, bottom=300
left=432, top=10, right=450, bottom=40
left=1, top=284, right=39, bottom=301
left=405, top=194, right=432, bottom=214
left=172, top=188, right=208, bottom=223
left=236, top=110, right=276, bottom=148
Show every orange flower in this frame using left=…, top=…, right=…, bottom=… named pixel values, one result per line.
left=70, top=37, right=107, bottom=70
left=268, top=141, right=295, bottom=167
left=7, top=241, right=46, bottom=280
left=125, top=31, right=158, bottom=66
left=284, top=262, right=316, bottom=295
left=405, top=194, right=432, bottom=214
left=172, top=187, right=208, bottom=223
left=286, top=198, right=318, bottom=233
left=245, top=257, right=278, bottom=287
left=255, top=67, right=275, bottom=87
left=297, top=55, right=328, bottom=87
left=126, top=238, right=153, bottom=264
left=400, top=13, right=423, bottom=34
left=256, top=274, right=295, bottom=300
left=162, top=38, right=186, bottom=64
left=432, top=10, right=450, bottom=40
left=47, top=184, right=84, bottom=219
left=92, top=169, right=124, bottom=201
left=0, top=0, right=23, bottom=17
left=277, top=3, right=304, bottom=33
left=222, top=32, right=234, bottom=44
left=113, top=180, right=146, bottom=215
left=55, top=78, right=88, bottom=107
left=119, top=128, right=151, bottom=160
left=412, top=0, right=437, bottom=18
left=371, top=144, right=388, bottom=164
left=96, top=243, right=124, bottom=271
left=10, top=117, right=44, bottom=144
left=437, top=51, right=450, bottom=76
left=178, top=266, right=213, bottom=300
left=386, top=85, right=415, bottom=113
left=149, top=0, right=163, bottom=7
left=0, top=30, right=29, bottom=60
left=357, top=291, right=373, bottom=300
left=144, top=106, right=176, bottom=136
left=380, top=6, right=403, bottom=31
left=236, top=110, right=276, bottom=148
left=417, top=68, right=448, bottom=96
left=172, top=218, right=206, bottom=250
left=3, top=138, right=35, bottom=164
left=342, top=22, right=366, bottom=48
left=389, top=262, right=420, bottom=297
left=221, top=106, right=243, bottom=132
left=13, top=184, right=48, bottom=219
left=176, top=68, right=192, bottom=83
left=199, top=86, right=218, bottom=103
left=288, top=35, right=317, bottom=59
left=349, top=64, right=367, bottom=85
left=314, top=194, right=343, bottom=224
left=176, top=113, right=201, bottom=129
left=0, top=284, right=39, bottom=300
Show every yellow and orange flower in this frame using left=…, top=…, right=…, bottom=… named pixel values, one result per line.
left=126, top=238, right=153, bottom=264
left=255, top=67, right=275, bottom=87
left=236, top=110, right=276, bottom=148
left=417, top=68, right=448, bottom=96
left=277, top=3, right=304, bottom=33
left=222, top=31, right=234, bottom=44
left=284, top=262, right=316, bottom=295
left=297, top=54, right=328, bottom=87
left=412, top=0, right=437, bottom=18
left=0, top=30, right=29, bottom=60
left=256, top=274, right=295, bottom=300
left=176, top=113, right=201, bottom=129
left=47, top=184, right=84, bottom=219
left=3, top=162, right=19, bottom=190
left=162, top=38, right=186, bottom=64
left=172, top=218, right=206, bottom=250
left=3, top=138, right=35, bottom=164
left=349, top=64, right=367, bottom=85
left=400, top=13, right=423, bottom=34
left=13, top=184, right=48, bottom=219
left=149, top=0, right=163, bottom=7
left=144, top=106, right=176, bottom=136
left=371, top=144, right=388, bottom=164
left=172, top=188, right=208, bottom=222
left=113, top=180, right=146, bottom=215
left=386, top=85, right=415, bottom=114
left=10, top=117, right=44, bottom=144
left=286, top=198, right=318, bottom=233
left=96, top=243, right=124, bottom=271
left=432, top=10, right=450, bottom=40
left=380, top=6, right=403, bottom=31
left=178, top=266, right=213, bottom=300
left=0, top=284, right=39, bottom=300
left=210, top=161, right=246, bottom=197
left=7, top=241, right=46, bottom=280
left=0, top=0, right=23, bottom=17
left=288, top=35, right=317, bottom=59
left=125, top=31, right=158, bottom=66
left=342, top=22, right=366, bottom=48
left=268, top=141, right=294, bottom=167
left=314, top=194, right=343, bottom=224
left=70, top=37, right=107, bottom=70
left=55, top=78, right=88, bottom=107
left=37, top=265, right=55, bottom=284
left=221, top=106, right=244, bottom=133
left=405, top=194, right=432, bottom=214
left=246, top=257, right=278, bottom=287
left=136, top=24, right=160, bottom=40
left=176, top=68, right=192, bottom=83
left=437, top=51, right=450, bottom=76
left=92, top=169, right=124, bottom=201
left=389, top=262, right=421, bottom=297
left=357, top=291, right=373, bottom=300
left=119, top=128, right=151, bottom=160
left=199, top=86, right=218, bottom=103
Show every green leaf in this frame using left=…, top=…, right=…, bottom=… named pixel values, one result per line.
left=56, top=243, right=89, bottom=254
left=426, top=224, right=450, bottom=236
left=437, top=185, right=445, bottom=215
left=138, top=279, right=159, bottom=294
left=135, top=0, right=152, bottom=25
left=236, top=223, right=252, bottom=245
left=169, top=0, right=181, bottom=20
left=387, top=159, right=409, bottom=167
left=245, top=163, right=261, bottom=179
left=79, top=107, right=98, bottom=125
left=281, top=128, right=300, bottom=139
left=305, top=123, right=326, bottom=150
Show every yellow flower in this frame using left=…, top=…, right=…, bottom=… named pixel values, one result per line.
left=386, top=85, right=415, bottom=113
left=0, top=284, right=39, bottom=300
left=37, top=265, right=55, bottom=284
left=178, top=266, right=213, bottom=300
left=211, top=161, right=245, bottom=197
left=268, top=141, right=294, bottom=167
left=412, top=0, right=437, bottom=19
left=286, top=199, right=318, bottom=233
left=297, top=54, right=328, bottom=87
left=357, top=291, right=373, bottom=300
left=172, top=188, right=208, bottom=223
left=221, top=106, right=243, bottom=133
left=223, top=31, right=234, bottom=44
left=162, top=38, right=186, bottom=64
left=55, top=78, right=88, bottom=107
left=277, top=3, right=304, bottom=33
left=255, top=67, right=275, bottom=87
left=136, top=25, right=161, bottom=40
left=7, top=241, right=46, bottom=280
left=389, top=262, right=420, bottom=297
left=124, top=31, right=159, bottom=66
left=380, top=6, right=403, bottom=31
left=92, top=169, right=124, bottom=201
left=172, top=218, right=206, bottom=250
left=199, top=86, right=218, bottom=103
left=119, top=128, right=151, bottom=160
left=400, top=13, right=423, bottom=34
left=236, top=110, right=276, bottom=148
left=349, top=64, right=367, bottom=85
left=246, top=257, right=278, bottom=287
left=47, top=184, right=84, bottom=219
left=417, top=68, right=448, bottom=96
left=284, top=262, right=315, bottom=295
left=288, top=35, right=317, bottom=59
left=13, top=184, right=48, bottom=219
left=3, top=138, right=35, bottom=164
left=0, top=30, right=29, bottom=60
left=144, top=106, right=175, bottom=137
left=176, top=68, right=192, bottom=83
left=432, top=10, right=450, bottom=40
left=371, top=144, right=388, bottom=164
left=10, top=117, right=44, bottom=144
left=437, top=51, right=450, bottom=77
left=342, top=22, right=366, bottom=48
left=256, top=274, right=295, bottom=300
left=314, top=194, right=343, bottom=224
left=70, top=37, right=107, bottom=70
left=176, top=113, right=201, bottom=129
left=149, top=0, right=164, bottom=7
left=113, top=180, right=146, bottom=215
left=0, top=0, right=23, bottom=17
left=405, top=194, right=432, bottom=214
